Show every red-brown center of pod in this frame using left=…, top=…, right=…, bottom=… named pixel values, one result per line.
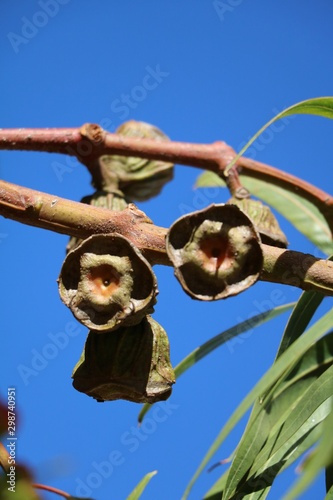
left=199, top=236, right=234, bottom=272
left=87, top=264, right=120, bottom=298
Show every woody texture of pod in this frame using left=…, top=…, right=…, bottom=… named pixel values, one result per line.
left=72, top=316, right=175, bottom=403
left=227, top=197, right=288, bottom=248
left=98, top=120, right=174, bottom=200
left=58, top=233, right=158, bottom=332
left=166, top=204, right=264, bottom=300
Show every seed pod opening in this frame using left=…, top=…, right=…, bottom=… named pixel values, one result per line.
left=166, top=204, right=263, bottom=300
left=227, top=197, right=288, bottom=248
left=99, top=120, right=174, bottom=201
left=72, top=315, right=175, bottom=403
left=58, top=234, right=158, bottom=332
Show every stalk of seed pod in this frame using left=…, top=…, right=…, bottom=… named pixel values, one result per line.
left=72, top=315, right=175, bottom=403
left=166, top=204, right=263, bottom=300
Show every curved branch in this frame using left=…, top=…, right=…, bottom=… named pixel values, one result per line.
left=32, top=483, right=70, bottom=498
left=0, top=125, right=332, bottom=231
left=1, top=179, right=333, bottom=295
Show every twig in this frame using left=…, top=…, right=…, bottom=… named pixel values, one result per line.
left=0, top=125, right=332, bottom=230
left=33, top=483, right=71, bottom=498
left=1, top=179, right=333, bottom=295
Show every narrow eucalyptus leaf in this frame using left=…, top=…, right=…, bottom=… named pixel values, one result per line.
left=224, top=97, right=333, bottom=174
left=181, top=308, right=333, bottom=500
left=126, top=470, right=157, bottom=500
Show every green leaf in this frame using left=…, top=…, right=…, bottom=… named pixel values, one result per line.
left=126, top=470, right=157, bottom=500
left=325, top=483, right=333, bottom=499
left=195, top=171, right=333, bottom=255
left=138, top=303, right=293, bottom=423
left=250, top=370, right=333, bottom=477
left=275, top=291, right=324, bottom=358
left=283, top=406, right=333, bottom=500
left=202, top=292, right=326, bottom=500
left=181, top=307, right=333, bottom=500
left=224, top=97, right=333, bottom=175
left=222, top=333, right=333, bottom=499
left=204, top=424, right=323, bottom=500
left=203, top=470, right=228, bottom=500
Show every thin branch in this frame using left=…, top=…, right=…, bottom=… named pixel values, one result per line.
left=0, top=179, right=168, bottom=265
left=0, top=125, right=332, bottom=230
left=33, top=483, right=71, bottom=498
left=1, top=179, right=333, bottom=295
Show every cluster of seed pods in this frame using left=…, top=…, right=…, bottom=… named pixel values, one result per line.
left=58, top=120, right=288, bottom=403
left=59, top=122, right=175, bottom=404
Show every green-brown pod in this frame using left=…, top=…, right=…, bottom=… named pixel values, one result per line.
left=58, top=233, right=158, bottom=332
left=72, top=316, right=175, bottom=403
left=227, top=197, right=288, bottom=248
left=166, top=204, right=263, bottom=300
left=99, top=120, right=174, bottom=200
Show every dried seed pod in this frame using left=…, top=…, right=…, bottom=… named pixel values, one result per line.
left=72, top=315, right=175, bottom=403
left=58, top=234, right=158, bottom=332
left=166, top=204, right=263, bottom=300
left=227, top=197, right=288, bottom=248
left=99, top=120, right=174, bottom=201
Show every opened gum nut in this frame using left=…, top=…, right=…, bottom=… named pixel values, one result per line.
left=72, top=315, right=175, bottom=404
left=58, top=233, right=158, bottom=332
left=166, top=204, right=263, bottom=300
left=227, top=197, right=288, bottom=248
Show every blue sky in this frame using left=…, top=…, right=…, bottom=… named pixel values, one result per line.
left=1, top=1, right=333, bottom=499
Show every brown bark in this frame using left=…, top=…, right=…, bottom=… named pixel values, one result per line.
left=1, top=179, right=333, bottom=295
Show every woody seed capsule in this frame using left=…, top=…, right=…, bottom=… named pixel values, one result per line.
left=99, top=120, right=174, bottom=200
left=227, top=197, right=288, bottom=248
left=166, top=204, right=263, bottom=300
left=58, top=233, right=158, bottom=332
left=72, top=315, right=175, bottom=403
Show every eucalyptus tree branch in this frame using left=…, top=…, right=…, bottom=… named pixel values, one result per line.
left=0, top=124, right=333, bottom=231
left=1, top=179, right=333, bottom=296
